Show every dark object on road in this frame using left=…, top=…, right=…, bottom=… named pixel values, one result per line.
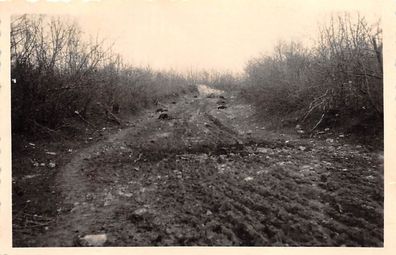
left=218, top=105, right=227, bottom=109
left=112, top=103, right=120, bottom=114
left=158, top=113, right=170, bottom=120
left=193, top=95, right=198, bottom=98
left=156, top=108, right=168, bottom=113
left=217, top=100, right=226, bottom=105
left=320, top=174, right=328, bottom=183
left=219, top=95, right=225, bottom=99
left=207, top=93, right=216, bottom=98
left=171, top=101, right=176, bottom=104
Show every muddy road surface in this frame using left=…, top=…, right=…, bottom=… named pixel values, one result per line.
left=18, top=89, right=383, bottom=247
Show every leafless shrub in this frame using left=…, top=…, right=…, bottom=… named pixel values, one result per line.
left=11, top=15, right=196, bottom=135
left=185, top=69, right=242, bottom=92
left=243, top=13, right=382, bottom=133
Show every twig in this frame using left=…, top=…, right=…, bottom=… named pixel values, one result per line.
left=106, top=110, right=122, bottom=125
left=31, top=120, right=60, bottom=139
left=134, top=153, right=143, bottom=163
left=301, top=89, right=329, bottom=122
left=24, top=219, right=53, bottom=227
left=310, top=112, right=325, bottom=133
left=96, top=102, right=122, bottom=125
left=73, top=110, right=97, bottom=129
left=302, top=102, right=323, bottom=122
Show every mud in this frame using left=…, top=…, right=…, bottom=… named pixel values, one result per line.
left=13, top=92, right=383, bottom=247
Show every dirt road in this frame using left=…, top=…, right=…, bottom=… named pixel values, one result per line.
left=26, top=90, right=383, bottom=247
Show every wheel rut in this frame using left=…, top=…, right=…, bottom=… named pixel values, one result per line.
left=37, top=93, right=383, bottom=247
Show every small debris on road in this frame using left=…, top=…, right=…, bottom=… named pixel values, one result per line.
left=79, top=234, right=107, bottom=247
left=257, top=147, right=269, bottom=154
left=104, top=192, right=114, bottom=206
left=48, top=162, right=56, bottom=168
left=156, top=108, right=168, bottom=113
left=158, top=113, right=170, bottom=120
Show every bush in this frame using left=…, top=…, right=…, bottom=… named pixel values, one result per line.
left=243, top=13, right=382, bottom=133
left=11, top=15, right=197, bottom=136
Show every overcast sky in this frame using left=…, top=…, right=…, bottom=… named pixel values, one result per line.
left=73, top=0, right=381, bottom=73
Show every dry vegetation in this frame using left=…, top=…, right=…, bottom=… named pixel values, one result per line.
left=10, top=14, right=384, bottom=140
left=241, top=14, right=382, bottom=142
left=11, top=15, right=198, bottom=136
left=11, top=13, right=383, bottom=247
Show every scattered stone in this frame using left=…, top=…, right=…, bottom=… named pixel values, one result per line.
left=300, top=165, right=313, bottom=171
left=79, top=234, right=107, bottom=247
left=244, top=176, right=254, bottom=181
left=117, top=190, right=133, bottom=198
left=197, top=153, right=209, bottom=163
left=257, top=147, right=269, bottom=154
left=157, top=132, right=171, bottom=138
left=256, top=169, right=269, bottom=175
left=104, top=192, right=114, bottom=206
left=206, top=210, right=213, bottom=216
left=297, top=130, right=305, bottom=134
left=299, top=146, right=306, bottom=151
left=23, top=174, right=40, bottom=180
left=326, top=138, right=334, bottom=143
left=131, top=208, right=150, bottom=220
left=324, top=128, right=330, bottom=131
left=28, top=143, right=36, bottom=147
left=48, top=162, right=56, bottom=168
left=46, top=151, right=57, bottom=156
left=339, top=134, right=345, bottom=138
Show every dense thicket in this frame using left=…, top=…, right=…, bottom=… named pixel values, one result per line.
left=242, top=14, right=382, bottom=134
left=11, top=15, right=197, bottom=135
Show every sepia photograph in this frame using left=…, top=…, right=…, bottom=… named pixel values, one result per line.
left=3, top=0, right=385, bottom=248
